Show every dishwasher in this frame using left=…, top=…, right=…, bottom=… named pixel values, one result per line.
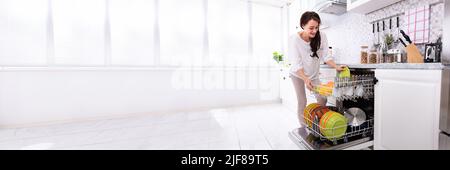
left=289, top=68, right=377, bottom=150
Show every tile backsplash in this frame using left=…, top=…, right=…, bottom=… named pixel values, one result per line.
left=323, top=0, right=444, bottom=64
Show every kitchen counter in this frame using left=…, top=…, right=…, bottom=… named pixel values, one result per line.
left=321, top=63, right=447, bottom=70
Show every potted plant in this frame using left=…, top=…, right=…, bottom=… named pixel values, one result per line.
left=273, top=51, right=284, bottom=64
left=273, top=51, right=290, bottom=72
left=384, top=33, right=394, bottom=49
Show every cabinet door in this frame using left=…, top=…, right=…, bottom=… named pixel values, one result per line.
left=280, top=68, right=297, bottom=112
left=347, top=0, right=402, bottom=14
left=374, top=69, right=441, bottom=150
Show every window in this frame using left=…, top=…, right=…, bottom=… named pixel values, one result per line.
left=52, top=0, right=106, bottom=65
left=109, top=0, right=155, bottom=66
left=0, top=0, right=284, bottom=68
left=0, top=0, right=48, bottom=65
left=159, top=0, right=205, bottom=66
left=252, top=3, right=282, bottom=67
left=207, top=0, right=249, bottom=67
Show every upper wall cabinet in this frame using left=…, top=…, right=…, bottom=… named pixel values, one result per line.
left=347, top=0, right=402, bottom=14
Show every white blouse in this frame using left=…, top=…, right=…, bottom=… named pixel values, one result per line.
left=288, top=31, right=333, bottom=81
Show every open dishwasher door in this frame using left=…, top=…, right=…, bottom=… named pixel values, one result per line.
left=289, top=68, right=376, bottom=150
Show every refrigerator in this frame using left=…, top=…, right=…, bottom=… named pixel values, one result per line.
left=439, top=0, right=450, bottom=150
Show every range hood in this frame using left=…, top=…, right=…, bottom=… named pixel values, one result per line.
left=314, top=0, right=347, bottom=15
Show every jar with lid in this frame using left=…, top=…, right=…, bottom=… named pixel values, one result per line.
left=385, top=49, right=398, bottom=63
left=368, top=50, right=378, bottom=64
left=360, top=46, right=368, bottom=64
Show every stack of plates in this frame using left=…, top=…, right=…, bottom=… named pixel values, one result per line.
left=319, top=111, right=348, bottom=140
left=304, top=103, right=321, bottom=128
left=304, top=104, right=351, bottom=140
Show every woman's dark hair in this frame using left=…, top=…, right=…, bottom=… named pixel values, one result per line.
left=300, top=11, right=321, bottom=58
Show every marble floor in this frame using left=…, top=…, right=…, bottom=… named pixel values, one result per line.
left=0, top=103, right=304, bottom=150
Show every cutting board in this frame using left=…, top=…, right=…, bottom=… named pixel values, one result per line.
left=406, top=44, right=424, bottom=63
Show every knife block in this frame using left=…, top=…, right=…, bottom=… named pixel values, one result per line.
left=406, top=44, right=424, bottom=63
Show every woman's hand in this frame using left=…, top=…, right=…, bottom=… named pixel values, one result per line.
left=335, top=65, right=347, bottom=72
left=304, top=78, right=314, bottom=91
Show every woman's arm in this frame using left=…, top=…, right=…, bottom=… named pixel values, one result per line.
left=320, top=32, right=346, bottom=72
left=325, top=60, right=346, bottom=72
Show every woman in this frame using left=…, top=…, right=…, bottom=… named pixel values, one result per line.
left=288, top=11, right=346, bottom=126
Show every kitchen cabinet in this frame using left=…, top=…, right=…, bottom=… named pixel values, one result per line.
left=374, top=69, right=442, bottom=150
left=280, top=67, right=297, bottom=112
left=347, top=0, right=402, bottom=14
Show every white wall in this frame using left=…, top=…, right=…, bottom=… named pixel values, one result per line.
left=322, top=12, right=370, bottom=64
left=0, top=67, right=279, bottom=127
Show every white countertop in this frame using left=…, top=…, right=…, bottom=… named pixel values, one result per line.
left=321, top=63, right=447, bottom=70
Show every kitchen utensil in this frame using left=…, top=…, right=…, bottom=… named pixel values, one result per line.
left=394, top=16, right=400, bottom=41
left=344, top=108, right=367, bottom=127
left=399, top=38, right=407, bottom=47
left=355, top=85, right=364, bottom=97
left=406, top=44, right=424, bottom=63
left=400, top=30, right=424, bottom=63
left=377, top=22, right=380, bottom=45
left=425, top=44, right=436, bottom=63
left=372, top=23, right=377, bottom=45
left=344, top=85, right=353, bottom=97
left=400, top=30, right=412, bottom=44
left=389, top=18, right=392, bottom=35
left=424, top=38, right=443, bottom=63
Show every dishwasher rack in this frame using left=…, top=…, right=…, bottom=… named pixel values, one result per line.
left=301, top=113, right=374, bottom=145
left=312, top=74, right=376, bottom=101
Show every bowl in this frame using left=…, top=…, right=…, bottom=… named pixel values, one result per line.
left=320, top=111, right=348, bottom=140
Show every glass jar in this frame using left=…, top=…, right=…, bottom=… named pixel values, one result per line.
left=385, top=54, right=395, bottom=63
left=369, top=50, right=378, bottom=64
left=385, top=49, right=398, bottom=63
left=360, top=46, right=368, bottom=64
